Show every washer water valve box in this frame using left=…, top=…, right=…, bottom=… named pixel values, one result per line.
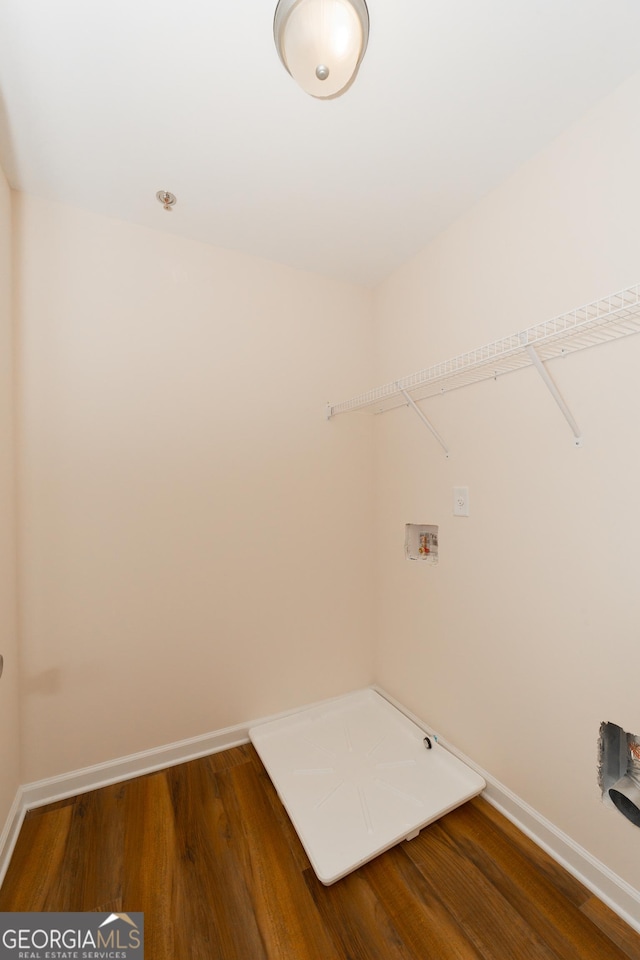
left=405, top=524, right=438, bottom=563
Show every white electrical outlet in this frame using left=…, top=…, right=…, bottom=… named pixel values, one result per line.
left=453, top=486, right=469, bottom=517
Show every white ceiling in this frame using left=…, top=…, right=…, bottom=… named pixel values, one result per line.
left=1, top=0, right=640, bottom=286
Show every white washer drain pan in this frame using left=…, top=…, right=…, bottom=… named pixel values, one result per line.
left=249, top=688, right=485, bottom=885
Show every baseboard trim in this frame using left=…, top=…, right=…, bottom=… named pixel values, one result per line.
left=372, top=685, right=640, bottom=934
left=21, top=725, right=252, bottom=811
left=6, top=686, right=640, bottom=934
left=0, top=788, right=26, bottom=889
left=20, top=690, right=349, bottom=811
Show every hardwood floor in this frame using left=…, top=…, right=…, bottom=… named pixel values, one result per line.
left=2, top=743, right=640, bottom=959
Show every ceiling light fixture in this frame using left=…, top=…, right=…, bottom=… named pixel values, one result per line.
left=274, top=0, right=369, bottom=100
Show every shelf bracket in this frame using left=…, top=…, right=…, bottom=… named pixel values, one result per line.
left=400, top=389, right=450, bottom=458
left=526, top=346, right=583, bottom=447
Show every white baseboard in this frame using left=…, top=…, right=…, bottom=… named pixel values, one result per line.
left=19, top=691, right=353, bottom=811
left=3, top=685, right=640, bottom=935
left=372, top=685, right=640, bottom=935
left=0, top=788, right=26, bottom=889
left=21, top=726, right=252, bottom=811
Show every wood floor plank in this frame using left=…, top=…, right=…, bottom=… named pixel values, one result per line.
left=471, top=797, right=590, bottom=907
left=205, top=742, right=255, bottom=774
left=0, top=805, right=74, bottom=911
left=47, top=783, right=126, bottom=911
left=313, top=842, right=485, bottom=960
left=165, top=757, right=268, bottom=960
left=222, top=758, right=342, bottom=960
left=433, top=800, right=631, bottom=960
left=304, top=868, right=407, bottom=960
left=245, top=745, right=313, bottom=874
left=304, top=863, right=419, bottom=960
left=362, top=843, right=487, bottom=960
left=121, top=771, right=179, bottom=960
left=581, top=897, right=640, bottom=960
left=403, top=818, right=573, bottom=960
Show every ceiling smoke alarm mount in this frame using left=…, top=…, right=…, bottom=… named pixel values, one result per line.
left=156, top=190, right=177, bottom=211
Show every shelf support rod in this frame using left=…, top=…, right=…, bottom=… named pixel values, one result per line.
left=400, top=389, right=450, bottom=458
left=525, top=346, right=583, bottom=447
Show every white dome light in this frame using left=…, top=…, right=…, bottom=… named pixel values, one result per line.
left=274, top=0, right=369, bottom=100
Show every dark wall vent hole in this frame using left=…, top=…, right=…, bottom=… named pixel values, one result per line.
left=598, top=722, right=640, bottom=826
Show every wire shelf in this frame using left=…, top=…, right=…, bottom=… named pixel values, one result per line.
left=328, top=283, right=640, bottom=418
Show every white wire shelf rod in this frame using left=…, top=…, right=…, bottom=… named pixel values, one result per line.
left=327, top=282, right=640, bottom=418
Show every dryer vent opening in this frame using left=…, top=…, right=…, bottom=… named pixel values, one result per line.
left=598, top=722, right=640, bottom=827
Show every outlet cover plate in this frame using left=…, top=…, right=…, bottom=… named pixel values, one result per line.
left=453, top=486, right=469, bottom=517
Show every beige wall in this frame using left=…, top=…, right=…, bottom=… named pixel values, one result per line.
left=0, top=165, right=19, bottom=828
left=15, top=194, right=375, bottom=782
left=373, top=69, right=640, bottom=889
